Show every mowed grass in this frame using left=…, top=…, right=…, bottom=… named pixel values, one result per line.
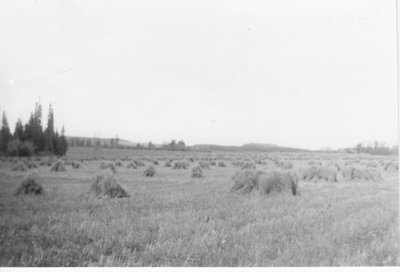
left=0, top=151, right=398, bottom=266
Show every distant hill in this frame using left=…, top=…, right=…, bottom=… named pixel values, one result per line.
left=192, top=143, right=308, bottom=152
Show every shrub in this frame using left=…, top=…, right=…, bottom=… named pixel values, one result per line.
left=15, top=172, right=44, bottom=196
left=210, top=161, right=217, bottom=166
left=259, top=171, right=299, bottom=196
left=50, top=160, right=67, bottom=172
left=199, top=161, right=211, bottom=169
left=6, top=140, right=34, bottom=157
left=89, top=172, right=129, bottom=198
left=191, top=166, right=204, bottom=178
left=143, top=165, right=156, bottom=177
left=152, top=160, right=159, bottom=166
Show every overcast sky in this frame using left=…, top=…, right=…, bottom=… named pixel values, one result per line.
left=0, top=0, right=397, bottom=150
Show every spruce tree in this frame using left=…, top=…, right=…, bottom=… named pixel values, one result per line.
left=44, top=104, right=55, bottom=152
left=0, top=112, right=12, bottom=152
left=14, top=118, right=25, bottom=141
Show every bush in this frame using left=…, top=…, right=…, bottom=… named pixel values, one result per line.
left=143, top=165, right=156, bottom=177
left=210, top=161, right=217, bottom=166
left=6, top=140, right=34, bottom=157
left=191, top=166, right=204, bottom=178
left=50, top=160, right=67, bottom=172
left=89, top=172, right=129, bottom=198
left=15, top=172, right=44, bottom=196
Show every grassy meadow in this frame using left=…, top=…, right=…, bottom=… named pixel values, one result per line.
left=0, top=147, right=398, bottom=266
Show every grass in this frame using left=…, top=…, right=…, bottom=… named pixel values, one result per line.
left=0, top=148, right=398, bottom=266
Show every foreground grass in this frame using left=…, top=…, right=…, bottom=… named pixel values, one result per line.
left=0, top=157, right=398, bottom=266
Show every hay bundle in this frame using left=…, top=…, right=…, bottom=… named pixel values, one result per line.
left=100, top=162, right=117, bottom=174
left=15, top=172, right=44, bottom=196
left=301, top=167, right=339, bottom=182
left=255, top=160, right=266, bottom=165
left=217, top=161, right=226, bottom=167
left=191, top=166, right=204, bottom=178
left=277, top=161, right=293, bottom=169
left=384, top=162, right=398, bottom=172
left=164, top=161, right=172, bottom=167
left=342, top=167, right=383, bottom=181
left=89, top=172, right=129, bottom=198
left=210, top=161, right=217, bottom=166
left=229, top=170, right=263, bottom=194
left=46, top=157, right=56, bottom=166
left=143, top=165, right=156, bottom=177
left=309, top=160, right=322, bottom=166
left=25, top=161, right=38, bottom=169
left=12, top=162, right=27, bottom=172
left=241, top=162, right=256, bottom=170
left=134, top=160, right=145, bottom=167
left=259, top=171, right=299, bottom=196
left=71, top=161, right=81, bottom=169
left=199, top=161, right=211, bottom=169
left=173, top=161, right=189, bottom=169
left=114, top=160, right=123, bottom=167
left=50, top=160, right=67, bottom=172
left=126, top=162, right=137, bottom=169
left=366, top=162, right=378, bottom=168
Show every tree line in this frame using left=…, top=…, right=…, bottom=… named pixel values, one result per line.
left=354, top=142, right=398, bottom=155
left=0, top=103, right=68, bottom=157
left=67, top=137, right=188, bottom=151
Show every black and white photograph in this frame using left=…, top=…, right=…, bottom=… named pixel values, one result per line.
left=0, top=0, right=399, bottom=268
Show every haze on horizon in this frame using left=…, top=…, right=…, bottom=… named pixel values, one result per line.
left=0, top=0, right=398, bottom=151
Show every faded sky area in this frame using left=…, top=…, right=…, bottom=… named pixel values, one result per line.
left=0, top=0, right=398, bottom=150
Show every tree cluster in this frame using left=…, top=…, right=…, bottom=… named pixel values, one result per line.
left=354, top=141, right=398, bottom=155
left=161, top=140, right=188, bottom=151
left=0, top=103, right=68, bottom=157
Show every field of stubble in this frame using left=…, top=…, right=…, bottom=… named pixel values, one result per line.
left=0, top=147, right=398, bottom=266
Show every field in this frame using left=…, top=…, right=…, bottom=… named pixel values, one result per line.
left=0, top=147, right=398, bottom=266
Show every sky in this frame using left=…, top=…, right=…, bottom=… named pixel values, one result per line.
left=0, top=0, right=398, bottom=150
